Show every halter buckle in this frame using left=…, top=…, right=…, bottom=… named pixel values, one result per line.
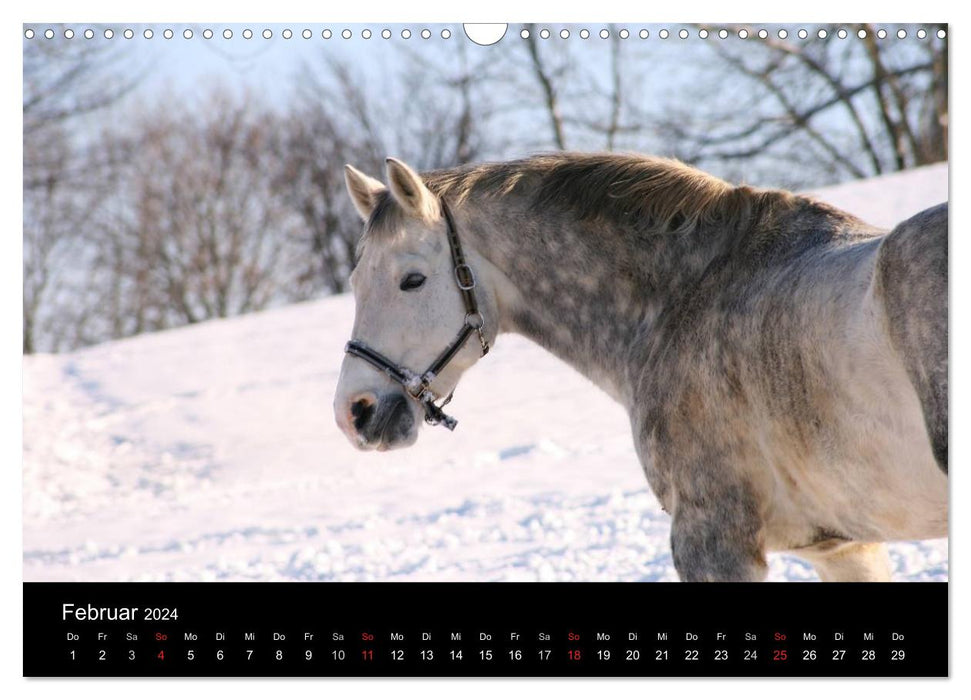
left=404, top=373, right=427, bottom=397
left=455, top=263, right=476, bottom=290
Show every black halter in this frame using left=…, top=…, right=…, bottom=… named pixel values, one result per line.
left=344, top=198, right=490, bottom=431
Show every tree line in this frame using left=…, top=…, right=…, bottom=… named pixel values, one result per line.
left=23, top=23, right=947, bottom=353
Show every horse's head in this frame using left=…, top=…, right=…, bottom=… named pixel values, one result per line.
left=334, top=158, right=497, bottom=451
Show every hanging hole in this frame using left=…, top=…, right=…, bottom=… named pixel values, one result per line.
left=463, top=23, right=507, bottom=45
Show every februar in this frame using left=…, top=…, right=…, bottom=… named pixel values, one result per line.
left=62, top=603, right=139, bottom=621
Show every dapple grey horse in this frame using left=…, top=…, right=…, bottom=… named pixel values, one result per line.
left=334, top=153, right=947, bottom=582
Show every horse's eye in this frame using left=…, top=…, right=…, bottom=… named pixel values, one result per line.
left=400, top=273, right=426, bottom=291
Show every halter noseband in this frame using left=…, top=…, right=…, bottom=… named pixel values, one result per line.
left=344, top=198, right=490, bottom=431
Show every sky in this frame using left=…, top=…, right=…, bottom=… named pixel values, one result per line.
left=24, top=22, right=704, bottom=120
left=26, top=23, right=545, bottom=104
left=24, top=21, right=946, bottom=191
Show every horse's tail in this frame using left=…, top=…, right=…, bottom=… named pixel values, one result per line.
left=874, top=202, right=948, bottom=473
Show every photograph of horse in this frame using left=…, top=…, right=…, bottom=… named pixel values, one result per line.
left=23, top=23, right=947, bottom=583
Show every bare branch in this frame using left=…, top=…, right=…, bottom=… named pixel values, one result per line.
left=523, top=24, right=567, bottom=150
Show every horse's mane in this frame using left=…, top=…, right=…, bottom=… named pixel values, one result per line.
left=366, top=152, right=802, bottom=242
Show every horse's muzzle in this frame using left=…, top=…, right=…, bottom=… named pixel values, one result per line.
left=344, top=391, right=416, bottom=451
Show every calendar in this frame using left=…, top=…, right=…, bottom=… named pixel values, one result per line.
left=24, top=583, right=946, bottom=676
left=22, top=20, right=950, bottom=682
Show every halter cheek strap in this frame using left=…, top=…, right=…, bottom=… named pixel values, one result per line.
left=344, top=197, right=490, bottom=431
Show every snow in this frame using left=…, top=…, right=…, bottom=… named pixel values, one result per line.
left=23, top=163, right=949, bottom=582
left=804, top=163, right=948, bottom=229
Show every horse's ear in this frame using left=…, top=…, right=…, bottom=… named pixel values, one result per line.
left=386, top=157, right=440, bottom=220
left=344, top=164, right=386, bottom=222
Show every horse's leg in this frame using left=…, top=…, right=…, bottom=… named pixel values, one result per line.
left=797, top=541, right=892, bottom=582
left=669, top=487, right=768, bottom=582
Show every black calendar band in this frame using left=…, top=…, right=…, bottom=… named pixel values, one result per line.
left=23, top=582, right=947, bottom=677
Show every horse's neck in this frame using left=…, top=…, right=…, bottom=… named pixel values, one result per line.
left=461, top=197, right=727, bottom=406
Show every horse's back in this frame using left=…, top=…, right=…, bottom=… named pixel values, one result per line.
left=874, top=203, right=948, bottom=472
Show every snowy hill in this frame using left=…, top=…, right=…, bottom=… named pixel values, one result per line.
left=23, top=163, right=949, bottom=582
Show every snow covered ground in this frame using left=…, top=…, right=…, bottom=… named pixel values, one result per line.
left=22, top=163, right=949, bottom=583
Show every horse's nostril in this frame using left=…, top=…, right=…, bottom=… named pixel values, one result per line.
left=351, top=397, right=375, bottom=432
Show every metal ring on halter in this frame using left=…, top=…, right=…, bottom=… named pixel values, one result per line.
left=465, top=311, right=484, bottom=330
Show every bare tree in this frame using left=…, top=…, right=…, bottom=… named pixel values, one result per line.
left=655, top=24, right=947, bottom=187
left=278, top=97, right=363, bottom=297
left=277, top=60, right=390, bottom=298
left=91, top=91, right=307, bottom=337
left=392, top=37, right=498, bottom=168
left=522, top=24, right=568, bottom=150
left=281, top=43, right=502, bottom=296
left=499, top=24, right=662, bottom=154
left=24, top=23, right=948, bottom=354
left=23, top=126, right=78, bottom=353
left=23, top=28, right=142, bottom=352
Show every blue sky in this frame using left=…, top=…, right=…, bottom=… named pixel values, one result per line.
left=26, top=22, right=692, bottom=108
left=23, top=21, right=945, bottom=188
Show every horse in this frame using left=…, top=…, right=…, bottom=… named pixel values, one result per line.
left=333, top=152, right=948, bottom=582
